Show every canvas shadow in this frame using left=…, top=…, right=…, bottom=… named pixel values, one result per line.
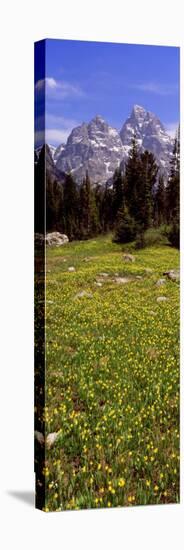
left=7, top=490, right=35, bottom=507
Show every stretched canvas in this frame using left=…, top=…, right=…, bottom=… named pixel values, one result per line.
left=34, top=39, right=180, bottom=512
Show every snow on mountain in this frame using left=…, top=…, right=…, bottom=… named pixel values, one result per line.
left=120, top=105, right=173, bottom=173
left=54, top=143, right=66, bottom=163
left=56, top=115, right=124, bottom=184
left=35, top=144, right=56, bottom=161
left=44, top=105, right=174, bottom=184
left=49, top=145, right=57, bottom=159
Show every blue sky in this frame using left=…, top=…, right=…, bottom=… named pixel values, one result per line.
left=35, top=39, right=180, bottom=147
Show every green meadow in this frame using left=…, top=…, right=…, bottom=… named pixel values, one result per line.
left=44, top=235, right=179, bottom=511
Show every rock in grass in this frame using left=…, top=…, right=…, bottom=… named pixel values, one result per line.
left=94, top=281, right=102, bottom=287
left=122, top=254, right=135, bottom=262
left=99, top=272, right=109, bottom=278
left=34, top=431, right=60, bottom=449
left=46, top=232, right=69, bottom=246
left=163, top=270, right=180, bottom=282
left=156, top=278, right=166, bottom=287
left=114, top=276, right=133, bottom=284
left=46, top=432, right=59, bottom=449
left=75, top=290, right=93, bottom=299
left=157, top=296, right=168, bottom=303
left=68, top=266, right=76, bottom=272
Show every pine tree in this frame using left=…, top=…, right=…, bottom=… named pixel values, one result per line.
left=167, top=129, right=180, bottom=223
left=35, top=145, right=45, bottom=233
left=79, top=178, right=88, bottom=238
left=46, top=176, right=64, bottom=232
left=124, top=137, right=141, bottom=221
left=89, top=188, right=99, bottom=236
left=63, top=173, right=79, bottom=240
left=79, top=172, right=99, bottom=238
left=112, top=167, right=124, bottom=222
left=94, top=184, right=103, bottom=233
left=101, top=185, right=114, bottom=233
left=114, top=205, right=136, bottom=243
left=139, top=150, right=158, bottom=229
left=167, top=127, right=180, bottom=247
left=112, top=138, right=159, bottom=244
left=154, top=175, right=166, bottom=226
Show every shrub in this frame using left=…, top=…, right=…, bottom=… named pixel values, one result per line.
left=134, top=226, right=169, bottom=249
left=135, top=231, right=146, bottom=249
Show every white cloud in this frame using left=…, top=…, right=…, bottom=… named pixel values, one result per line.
left=35, top=114, right=78, bottom=146
left=35, top=76, right=84, bottom=99
left=35, top=77, right=57, bottom=91
left=45, top=114, right=79, bottom=144
left=45, top=129, right=71, bottom=144
left=131, top=82, right=178, bottom=96
left=35, top=128, right=71, bottom=146
left=46, top=77, right=58, bottom=89
left=46, top=114, right=78, bottom=129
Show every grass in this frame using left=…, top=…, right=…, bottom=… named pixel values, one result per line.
left=43, top=234, right=179, bottom=511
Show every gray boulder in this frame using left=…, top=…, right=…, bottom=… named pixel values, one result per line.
left=46, top=232, right=69, bottom=246
left=157, top=296, right=168, bottom=303
left=163, top=270, right=180, bottom=282
left=114, top=276, right=133, bottom=284
left=75, top=291, right=93, bottom=299
left=46, top=432, right=60, bottom=449
left=156, top=278, right=166, bottom=287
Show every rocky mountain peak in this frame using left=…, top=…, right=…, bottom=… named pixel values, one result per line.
left=91, top=114, right=106, bottom=124
left=54, top=143, right=66, bottom=163
left=56, top=115, right=124, bottom=184
left=131, top=104, right=147, bottom=120
left=43, top=105, right=175, bottom=185
left=120, top=105, right=173, bottom=172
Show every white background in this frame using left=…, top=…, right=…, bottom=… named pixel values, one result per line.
left=0, top=1, right=183, bottom=548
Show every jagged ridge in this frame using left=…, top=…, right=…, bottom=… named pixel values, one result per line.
left=35, top=105, right=174, bottom=184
